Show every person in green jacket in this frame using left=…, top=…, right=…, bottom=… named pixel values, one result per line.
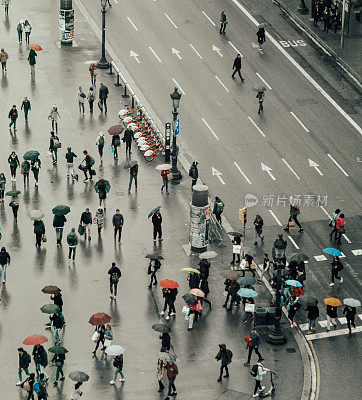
left=33, top=220, right=45, bottom=248
left=66, top=227, right=78, bottom=263
left=21, top=159, right=30, bottom=186
left=53, top=214, right=66, bottom=245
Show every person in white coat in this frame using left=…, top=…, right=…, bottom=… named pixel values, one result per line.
left=77, top=87, right=86, bottom=114
left=95, top=131, right=105, bottom=160
left=70, top=382, right=83, bottom=399
left=253, top=359, right=270, bottom=397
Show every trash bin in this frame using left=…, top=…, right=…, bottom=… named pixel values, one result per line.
left=254, top=307, right=267, bottom=325
left=267, top=307, right=276, bottom=324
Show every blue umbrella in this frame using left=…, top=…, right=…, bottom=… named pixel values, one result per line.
left=237, top=288, right=258, bottom=298
left=323, top=248, right=343, bottom=257
left=285, top=280, right=303, bottom=288
left=343, top=298, right=361, bottom=307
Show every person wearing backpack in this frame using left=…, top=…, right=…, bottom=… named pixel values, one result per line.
left=66, top=228, right=78, bottom=263
left=87, top=86, right=96, bottom=113
left=17, top=21, right=23, bottom=43
left=95, top=131, right=105, bottom=159
left=17, top=347, right=31, bottom=385
left=110, top=354, right=125, bottom=384
left=329, top=208, right=340, bottom=239
left=111, top=133, right=121, bottom=159
left=284, top=204, right=303, bottom=233
left=49, top=131, right=60, bottom=165
left=188, top=161, right=198, bottom=188
left=24, top=20, right=32, bottom=44
left=330, top=255, right=343, bottom=286
left=213, top=196, right=224, bottom=226
left=21, top=159, right=30, bottom=186
left=81, top=150, right=95, bottom=182
left=23, top=372, right=36, bottom=400
left=77, top=86, right=86, bottom=113
left=108, top=262, right=121, bottom=300
left=35, top=373, right=48, bottom=399
left=244, top=328, right=262, bottom=366
left=152, top=209, right=163, bottom=242
left=166, top=361, right=178, bottom=396
left=252, top=358, right=270, bottom=397
left=215, top=344, right=232, bottom=382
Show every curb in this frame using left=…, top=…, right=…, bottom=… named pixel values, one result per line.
left=272, top=0, right=362, bottom=91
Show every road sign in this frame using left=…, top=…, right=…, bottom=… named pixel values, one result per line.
left=174, top=118, right=180, bottom=136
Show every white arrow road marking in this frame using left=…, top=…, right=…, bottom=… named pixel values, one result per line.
left=164, top=12, right=177, bottom=28
left=189, top=44, right=203, bottom=59
left=269, top=210, right=282, bottom=226
left=228, top=41, right=243, bottom=57
left=282, top=158, right=300, bottom=180
left=288, top=235, right=300, bottom=249
left=202, top=118, right=219, bottom=140
left=172, top=47, right=182, bottom=59
left=212, top=45, right=223, bottom=57
left=202, top=10, right=216, bottom=26
left=248, top=116, right=265, bottom=137
left=256, top=72, right=272, bottom=90
left=290, top=111, right=310, bottom=132
left=127, top=16, right=138, bottom=31
left=172, top=78, right=185, bottom=95
left=261, top=163, right=276, bottom=180
left=327, top=154, right=349, bottom=177
left=130, top=50, right=140, bottom=63
left=149, top=47, right=162, bottom=63
left=212, top=167, right=225, bottom=185
left=215, top=76, right=230, bottom=92
left=234, top=162, right=252, bottom=184
left=308, top=159, right=323, bottom=175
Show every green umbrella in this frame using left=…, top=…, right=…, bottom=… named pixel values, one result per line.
left=30, top=210, right=45, bottom=221
left=290, top=253, right=310, bottom=262
left=237, top=276, right=256, bottom=286
left=40, top=304, right=60, bottom=314
left=6, top=189, right=21, bottom=197
left=23, top=150, right=40, bottom=161
left=52, top=205, right=71, bottom=216
left=48, top=346, right=68, bottom=354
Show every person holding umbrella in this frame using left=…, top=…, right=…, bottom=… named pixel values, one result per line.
left=112, top=209, right=124, bottom=244
left=0, top=246, right=11, bottom=283
left=8, top=151, right=20, bottom=181
left=51, top=350, right=66, bottom=386
left=256, top=26, right=266, bottom=50
left=21, top=97, right=31, bottom=121
left=52, top=207, right=68, bottom=246
left=8, top=190, right=20, bottom=220
left=66, top=228, right=78, bottom=263
left=0, top=172, right=6, bottom=202
left=148, top=258, right=161, bottom=288
left=160, top=287, right=174, bottom=319
left=108, top=262, right=122, bottom=300
left=94, top=179, right=110, bottom=209
left=92, top=324, right=106, bottom=356
left=21, top=158, right=30, bottom=186
left=128, top=161, right=138, bottom=193
left=161, top=168, right=170, bottom=195
left=31, top=156, right=41, bottom=186
left=324, top=298, right=341, bottom=331
left=110, top=353, right=125, bottom=384
left=256, top=89, right=265, bottom=114
left=49, top=311, right=65, bottom=345
left=330, top=255, right=344, bottom=286
left=188, top=270, right=200, bottom=289
left=343, top=301, right=358, bottom=334
left=70, top=381, right=84, bottom=398
left=28, top=48, right=37, bottom=75
left=152, top=209, right=163, bottom=242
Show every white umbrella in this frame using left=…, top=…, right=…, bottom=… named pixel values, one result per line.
left=199, top=251, right=218, bottom=259
left=105, top=345, right=125, bottom=356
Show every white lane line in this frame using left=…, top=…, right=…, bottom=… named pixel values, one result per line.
left=149, top=47, right=162, bottom=63
left=288, top=235, right=300, bottom=249
left=164, top=12, right=178, bottom=28
left=290, top=111, right=310, bottom=132
left=256, top=72, right=272, bottom=90
left=189, top=43, right=203, bottom=59
left=320, top=206, right=352, bottom=243
left=113, top=0, right=118, bottom=3
left=327, top=154, right=349, bottom=177
left=282, top=158, right=301, bottom=180
left=248, top=116, right=266, bottom=137
left=230, top=0, right=362, bottom=136
left=201, top=10, right=216, bottom=26
left=269, top=209, right=282, bottom=226
left=172, top=78, right=185, bottom=95
left=306, top=326, right=362, bottom=341
left=228, top=41, right=243, bottom=57
left=343, top=234, right=352, bottom=244
left=234, top=162, right=252, bottom=184
left=201, top=118, right=220, bottom=140
left=215, top=76, right=230, bottom=93
left=127, top=16, right=138, bottom=31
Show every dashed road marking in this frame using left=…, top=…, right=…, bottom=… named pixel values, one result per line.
left=314, top=255, right=327, bottom=261
left=282, top=158, right=301, bottom=180
left=164, top=12, right=178, bottom=29
left=352, top=249, right=362, bottom=256
left=288, top=235, right=300, bottom=249
left=201, top=11, right=216, bottom=26
left=269, top=209, right=282, bottom=226
left=305, top=326, right=362, bottom=340
left=248, top=116, right=265, bottom=137
left=228, top=41, right=243, bottom=57
left=215, top=76, right=230, bottom=92
left=127, top=16, right=138, bottom=31
left=234, top=162, right=252, bottom=184
left=172, top=79, right=185, bottom=95
left=327, top=154, right=349, bottom=177
left=189, top=43, right=203, bottom=59
left=149, top=47, right=162, bottom=63
left=202, top=118, right=220, bottom=140
left=290, top=111, right=310, bottom=132
left=256, top=72, right=272, bottom=90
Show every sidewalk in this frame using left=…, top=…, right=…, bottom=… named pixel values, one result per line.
left=272, top=0, right=362, bottom=87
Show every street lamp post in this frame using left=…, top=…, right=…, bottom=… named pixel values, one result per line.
left=169, top=87, right=182, bottom=180
left=267, top=234, right=287, bottom=345
left=97, top=0, right=110, bottom=69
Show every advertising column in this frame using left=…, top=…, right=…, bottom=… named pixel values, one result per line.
left=59, top=0, right=74, bottom=44
left=189, top=184, right=210, bottom=253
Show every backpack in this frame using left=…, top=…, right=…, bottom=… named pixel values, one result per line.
left=98, top=135, right=104, bottom=146
left=89, top=156, right=95, bottom=166
left=227, top=349, right=233, bottom=362
left=80, top=92, right=86, bottom=98
left=114, top=137, right=121, bottom=147
left=33, top=381, right=40, bottom=393
left=111, top=272, right=119, bottom=283
left=216, top=201, right=224, bottom=213
left=251, top=364, right=259, bottom=377
left=53, top=138, right=61, bottom=149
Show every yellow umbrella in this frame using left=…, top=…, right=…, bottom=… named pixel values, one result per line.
left=180, top=267, right=200, bottom=274
left=323, top=297, right=342, bottom=307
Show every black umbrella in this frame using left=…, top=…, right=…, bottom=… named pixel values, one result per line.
left=68, top=371, right=89, bottom=382
left=152, top=324, right=171, bottom=333
left=48, top=346, right=68, bottom=354
left=145, top=254, right=164, bottom=260
left=52, top=205, right=71, bottom=216
left=298, top=296, right=318, bottom=307
left=227, top=231, right=243, bottom=237
left=6, top=189, right=21, bottom=197
left=148, top=206, right=161, bottom=219
left=289, top=253, right=310, bottom=262
left=182, top=293, right=198, bottom=305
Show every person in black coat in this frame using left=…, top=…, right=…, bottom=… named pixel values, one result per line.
left=256, top=27, right=266, bottom=48
left=152, top=210, right=162, bottom=241
left=220, top=11, right=227, bottom=34
left=198, top=259, right=210, bottom=279
left=343, top=305, right=356, bottom=334
left=200, top=278, right=212, bottom=308
left=128, top=162, right=138, bottom=193
left=159, top=332, right=171, bottom=352
left=161, top=287, right=177, bottom=319
left=231, top=235, right=241, bottom=264
left=8, top=105, right=18, bottom=131
left=111, top=134, right=120, bottom=159
left=188, top=161, right=198, bottom=187
left=223, top=279, right=240, bottom=310
left=231, top=54, right=244, bottom=82
left=80, top=208, right=92, bottom=240
left=108, top=262, right=122, bottom=299
left=93, top=324, right=106, bottom=356
left=0, top=246, right=11, bottom=283
left=32, top=344, right=48, bottom=379
left=98, top=83, right=109, bottom=114
left=188, top=271, right=200, bottom=289
left=33, top=220, right=45, bottom=248
left=123, top=128, right=134, bottom=156
left=306, top=305, right=319, bottom=333
left=215, top=344, right=232, bottom=381
left=51, top=292, right=63, bottom=312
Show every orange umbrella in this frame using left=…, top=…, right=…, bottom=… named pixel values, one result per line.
left=29, top=44, right=42, bottom=51
left=159, top=279, right=179, bottom=289
left=323, top=297, right=342, bottom=307
left=23, top=334, right=48, bottom=345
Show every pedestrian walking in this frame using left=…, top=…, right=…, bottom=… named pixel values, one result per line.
left=200, top=278, right=212, bottom=308
left=94, top=178, right=110, bottom=209
left=77, top=86, right=86, bottom=114
left=49, top=131, right=60, bottom=165
left=306, top=304, right=319, bottom=334
left=123, top=127, right=134, bottom=156
left=326, top=304, right=338, bottom=331
left=287, top=296, right=300, bottom=328
left=35, top=373, right=48, bottom=400
left=53, top=212, right=66, bottom=245
left=161, top=168, right=170, bottom=195
left=32, top=344, right=48, bottom=380
left=160, top=287, right=177, bottom=319
left=66, top=228, right=78, bottom=263
left=329, top=208, right=340, bottom=238
left=156, top=359, right=165, bottom=392
left=252, top=358, right=270, bottom=397
left=95, top=208, right=104, bottom=235
left=81, top=150, right=94, bottom=182
left=31, top=157, right=41, bottom=186
left=8, top=151, right=20, bottom=181
left=8, top=104, right=18, bottom=131
left=51, top=352, right=65, bottom=386
left=186, top=301, right=197, bottom=331
left=28, top=48, right=37, bottom=75
left=244, top=328, right=262, bottom=366
left=148, top=258, right=161, bottom=288
left=243, top=297, right=255, bottom=323
left=256, top=27, right=266, bottom=49
left=50, top=311, right=65, bottom=345
left=108, top=262, right=121, bottom=300
left=284, top=203, right=303, bottom=232
left=253, top=214, right=264, bottom=245
left=101, top=324, right=113, bottom=358
left=152, top=209, right=162, bottom=241
left=9, top=193, right=20, bottom=220
left=23, top=372, right=36, bottom=400
left=21, top=97, right=31, bottom=120
left=256, top=90, right=265, bottom=114
left=159, top=331, right=171, bottom=352
left=33, top=219, right=45, bottom=248
left=220, top=11, right=227, bottom=34
left=17, top=21, right=23, bottom=43
left=330, top=255, right=344, bottom=286
left=111, top=133, right=121, bottom=159
left=17, top=347, right=31, bottom=385
left=4, top=0, right=10, bottom=15
left=334, top=213, right=345, bottom=244
left=80, top=208, right=92, bottom=240
left=215, top=344, right=232, bottom=382
left=231, top=54, right=244, bottom=82
left=213, top=196, right=225, bottom=226
left=89, top=62, right=98, bottom=86
left=87, top=86, right=96, bottom=113
left=65, top=147, right=77, bottom=180
left=112, top=209, right=124, bottom=244
left=223, top=279, right=240, bottom=310
left=128, top=162, right=138, bottom=193
left=24, top=20, right=32, bottom=44
left=0, top=246, right=10, bottom=283
left=343, top=305, right=356, bottom=334
left=0, top=48, right=8, bottom=72
left=110, top=354, right=125, bottom=384
left=70, top=382, right=83, bottom=399
left=51, top=292, right=63, bottom=312
left=323, top=6, right=331, bottom=32
left=95, top=131, right=105, bottom=159
left=188, top=161, right=198, bottom=187
left=198, top=258, right=210, bottom=279
left=92, top=324, right=105, bottom=356
left=98, top=83, right=109, bottom=114
left=0, top=173, right=6, bottom=202
left=21, top=159, right=30, bottom=186
left=166, top=361, right=178, bottom=396
left=48, top=105, right=60, bottom=133
left=188, top=271, right=200, bottom=290
left=313, top=1, right=320, bottom=26
left=260, top=253, right=272, bottom=279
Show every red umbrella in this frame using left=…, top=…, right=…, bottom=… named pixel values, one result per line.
left=88, top=312, right=112, bottom=326
left=29, top=44, right=42, bottom=51
left=23, top=335, right=48, bottom=346
left=159, top=279, right=179, bottom=289
left=108, top=125, right=124, bottom=135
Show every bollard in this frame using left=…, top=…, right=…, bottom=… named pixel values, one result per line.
left=107, top=63, right=113, bottom=75
left=131, top=96, right=135, bottom=108
left=122, top=84, right=129, bottom=98
left=189, top=185, right=210, bottom=253
left=114, top=73, right=121, bottom=87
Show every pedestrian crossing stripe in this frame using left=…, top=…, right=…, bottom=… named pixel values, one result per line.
left=351, top=249, right=362, bottom=256
left=314, top=255, right=327, bottom=261
left=305, top=326, right=362, bottom=341
left=299, top=314, right=362, bottom=331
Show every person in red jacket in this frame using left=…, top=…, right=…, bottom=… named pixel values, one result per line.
left=166, top=361, right=178, bottom=397
left=334, top=213, right=345, bottom=245
left=161, top=169, right=170, bottom=195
